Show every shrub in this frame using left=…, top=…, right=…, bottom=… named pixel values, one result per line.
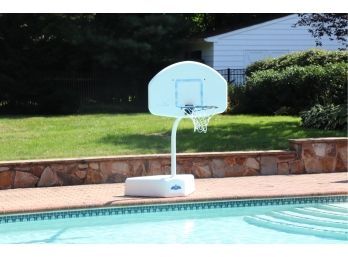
left=300, top=104, right=347, bottom=130
left=246, top=49, right=348, bottom=76
left=239, top=62, right=347, bottom=114
left=228, top=84, right=248, bottom=114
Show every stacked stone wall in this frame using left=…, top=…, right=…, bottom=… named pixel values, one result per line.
left=0, top=138, right=346, bottom=190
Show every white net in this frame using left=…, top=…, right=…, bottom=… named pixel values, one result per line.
left=183, top=105, right=217, bottom=133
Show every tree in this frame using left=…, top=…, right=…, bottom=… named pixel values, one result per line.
left=0, top=14, right=95, bottom=114
left=188, top=14, right=287, bottom=37
left=0, top=14, right=296, bottom=114
left=295, top=13, right=348, bottom=48
left=0, top=14, right=192, bottom=113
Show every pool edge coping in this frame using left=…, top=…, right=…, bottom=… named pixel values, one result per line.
left=1, top=191, right=347, bottom=216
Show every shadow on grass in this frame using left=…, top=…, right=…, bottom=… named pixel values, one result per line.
left=98, top=120, right=345, bottom=152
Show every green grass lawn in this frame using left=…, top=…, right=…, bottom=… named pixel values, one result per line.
left=0, top=114, right=345, bottom=161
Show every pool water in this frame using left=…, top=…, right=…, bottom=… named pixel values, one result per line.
left=0, top=198, right=347, bottom=243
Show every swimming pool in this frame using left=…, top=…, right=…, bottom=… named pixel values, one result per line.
left=0, top=195, right=347, bottom=243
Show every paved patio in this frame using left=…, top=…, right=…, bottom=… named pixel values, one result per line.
left=0, top=172, right=347, bottom=214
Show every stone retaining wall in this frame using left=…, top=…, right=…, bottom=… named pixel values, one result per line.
left=289, top=137, right=347, bottom=173
left=0, top=137, right=346, bottom=190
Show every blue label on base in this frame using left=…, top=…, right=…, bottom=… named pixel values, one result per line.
left=170, top=184, right=182, bottom=190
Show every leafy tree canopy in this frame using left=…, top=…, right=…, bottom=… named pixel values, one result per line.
left=0, top=13, right=293, bottom=113
left=295, top=13, right=348, bottom=48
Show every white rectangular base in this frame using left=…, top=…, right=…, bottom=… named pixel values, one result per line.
left=125, top=174, right=195, bottom=198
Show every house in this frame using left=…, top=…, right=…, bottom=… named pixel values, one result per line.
left=189, top=14, right=343, bottom=84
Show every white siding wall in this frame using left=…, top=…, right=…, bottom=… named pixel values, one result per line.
left=207, top=15, right=343, bottom=70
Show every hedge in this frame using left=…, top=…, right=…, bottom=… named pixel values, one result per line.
left=245, top=49, right=348, bottom=76
left=239, top=62, right=347, bottom=114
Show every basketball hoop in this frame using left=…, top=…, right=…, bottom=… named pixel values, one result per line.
left=125, top=61, right=227, bottom=198
left=182, top=105, right=218, bottom=133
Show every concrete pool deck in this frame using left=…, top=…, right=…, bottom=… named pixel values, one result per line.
left=0, top=172, right=347, bottom=215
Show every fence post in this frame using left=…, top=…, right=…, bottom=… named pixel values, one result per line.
left=227, top=68, right=231, bottom=83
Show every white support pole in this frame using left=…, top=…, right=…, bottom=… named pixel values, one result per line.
left=171, top=117, right=182, bottom=177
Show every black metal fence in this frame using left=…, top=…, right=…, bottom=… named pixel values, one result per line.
left=1, top=67, right=247, bottom=114
left=47, top=69, right=247, bottom=105
left=47, top=72, right=96, bottom=105
left=48, top=68, right=246, bottom=104
left=46, top=71, right=139, bottom=105
left=217, top=68, right=246, bottom=85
